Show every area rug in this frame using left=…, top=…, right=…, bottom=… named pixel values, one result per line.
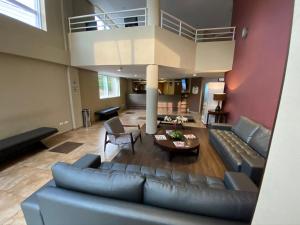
left=111, top=127, right=226, bottom=178
left=125, top=112, right=135, bottom=114
left=49, top=142, right=83, bottom=154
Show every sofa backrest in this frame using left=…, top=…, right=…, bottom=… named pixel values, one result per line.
left=144, top=177, right=257, bottom=222
left=232, top=117, right=260, bottom=143
left=248, top=126, right=271, bottom=158
left=51, top=162, right=257, bottom=222
left=52, top=162, right=145, bottom=203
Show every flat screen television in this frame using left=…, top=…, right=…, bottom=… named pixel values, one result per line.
left=181, top=79, right=187, bottom=92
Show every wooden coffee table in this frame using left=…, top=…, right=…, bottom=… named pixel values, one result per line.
left=154, top=129, right=200, bottom=161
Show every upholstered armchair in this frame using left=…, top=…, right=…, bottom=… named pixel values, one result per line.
left=103, top=117, right=142, bottom=154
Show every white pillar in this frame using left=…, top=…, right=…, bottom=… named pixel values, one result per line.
left=146, top=64, right=158, bottom=134
left=146, top=0, right=160, bottom=26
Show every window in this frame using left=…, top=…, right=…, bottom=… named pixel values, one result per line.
left=95, top=16, right=110, bottom=30
left=98, top=75, right=120, bottom=99
left=0, top=0, right=46, bottom=30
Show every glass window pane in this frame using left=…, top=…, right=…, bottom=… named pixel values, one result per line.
left=15, top=0, right=36, bottom=10
left=98, top=75, right=120, bottom=99
left=0, top=0, right=44, bottom=29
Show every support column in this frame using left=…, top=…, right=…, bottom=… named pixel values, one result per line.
left=146, top=64, right=158, bottom=134
left=147, top=0, right=160, bottom=26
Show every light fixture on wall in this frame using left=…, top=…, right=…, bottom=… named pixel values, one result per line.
left=241, top=27, right=248, bottom=39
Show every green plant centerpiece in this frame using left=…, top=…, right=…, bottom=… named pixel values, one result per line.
left=169, top=130, right=184, bottom=141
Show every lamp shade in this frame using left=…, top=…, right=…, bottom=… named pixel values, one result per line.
left=213, top=93, right=226, bottom=101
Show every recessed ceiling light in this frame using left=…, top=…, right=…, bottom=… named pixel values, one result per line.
left=193, top=74, right=197, bottom=77
left=134, top=74, right=137, bottom=77
left=117, top=66, right=123, bottom=72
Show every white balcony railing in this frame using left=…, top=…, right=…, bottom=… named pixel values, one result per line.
left=68, top=8, right=147, bottom=32
left=160, top=10, right=196, bottom=41
left=160, top=10, right=235, bottom=42
left=68, top=8, right=235, bottom=42
left=195, top=27, right=236, bottom=42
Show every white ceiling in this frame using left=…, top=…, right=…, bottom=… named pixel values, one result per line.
left=89, top=0, right=233, bottom=28
left=79, top=65, right=224, bottom=79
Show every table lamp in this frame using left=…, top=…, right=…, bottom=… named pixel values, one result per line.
left=213, top=93, right=226, bottom=112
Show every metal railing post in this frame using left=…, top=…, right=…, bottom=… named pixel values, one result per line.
left=160, top=11, right=163, bottom=28
left=233, top=27, right=236, bottom=40
left=145, top=8, right=147, bottom=26
left=179, top=21, right=182, bottom=36
left=68, top=17, right=71, bottom=32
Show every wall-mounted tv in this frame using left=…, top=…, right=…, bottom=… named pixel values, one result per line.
left=181, top=79, right=187, bottom=92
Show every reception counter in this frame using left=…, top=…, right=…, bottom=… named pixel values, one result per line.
left=127, top=93, right=187, bottom=113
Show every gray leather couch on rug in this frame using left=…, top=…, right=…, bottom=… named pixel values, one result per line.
left=22, top=154, right=258, bottom=225
left=209, top=116, right=271, bottom=184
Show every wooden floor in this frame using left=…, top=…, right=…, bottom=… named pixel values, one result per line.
left=0, top=109, right=225, bottom=225
left=113, top=127, right=226, bottom=178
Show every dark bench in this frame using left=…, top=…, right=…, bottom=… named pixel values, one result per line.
left=0, top=127, right=58, bottom=163
left=95, top=106, right=120, bottom=121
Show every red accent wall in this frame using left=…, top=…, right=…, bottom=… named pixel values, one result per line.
left=224, top=0, right=293, bottom=129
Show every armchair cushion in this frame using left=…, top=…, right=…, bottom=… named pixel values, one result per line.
left=104, top=117, right=125, bottom=134
left=114, top=129, right=141, bottom=145
left=232, top=117, right=260, bottom=143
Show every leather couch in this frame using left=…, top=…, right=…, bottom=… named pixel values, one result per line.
left=22, top=154, right=258, bottom=225
left=209, top=116, right=271, bottom=184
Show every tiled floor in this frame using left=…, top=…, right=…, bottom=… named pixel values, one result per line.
left=0, top=110, right=205, bottom=225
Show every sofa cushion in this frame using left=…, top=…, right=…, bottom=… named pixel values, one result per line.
left=143, top=177, right=257, bottom=221
left=232, top=117, right=260, bottom=143
left=210, top=129, right=261, bottom=171
left=99, top=162, right=226, bottom=189
left=52, top=162, right=145, bottom=203
left=248, top=126, right=271, bottom=158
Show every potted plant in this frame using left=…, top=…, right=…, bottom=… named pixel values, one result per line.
left=168, top=130, right=184, bottom=141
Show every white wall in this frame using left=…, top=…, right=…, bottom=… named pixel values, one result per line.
left=69, top=26, right=235, bottom=73
left=0, top=0, right=94, bottom=138
left=195, top=41, right=235, bottom=73
left=69, top=26, right=156, bottom=66
left=154, top=27, right=196, bottom=70
left=0, top=53, right=73, bottom=139
left=0, top=0, right=71, bottom=65
left=252, top=2, right=300, bottom=224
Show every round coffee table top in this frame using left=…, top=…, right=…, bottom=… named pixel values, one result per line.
left=154, top=129, right=200, bottom=153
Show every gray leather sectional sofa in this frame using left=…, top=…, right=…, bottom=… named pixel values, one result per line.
left=22, top=154, right=258, bottom=225
left=209, top=116, right=271, bottom=184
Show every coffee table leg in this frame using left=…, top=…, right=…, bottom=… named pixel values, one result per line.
left=169, top=152, right=173, bottom=161
left=196, top=147, right=200, bottom=158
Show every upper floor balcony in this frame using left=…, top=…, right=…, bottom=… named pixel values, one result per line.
left=68, top=8, right=235, bottom=74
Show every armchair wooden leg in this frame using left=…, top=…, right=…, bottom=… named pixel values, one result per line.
left=138, top=124, right=142, bottom=143
left=104, top=132, right=108, bottom=152
left=130, top=133, right=135, bottom=154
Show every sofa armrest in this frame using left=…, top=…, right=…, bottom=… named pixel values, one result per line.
left=21, top=180, right=56, bottom=225
left=224, top=172, right=258, bottom=192
left=71, top=154, right=101, bottom=169
left=209, top=123, right=232, bottom=131
left=241, top=154, right=265, bottom=185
